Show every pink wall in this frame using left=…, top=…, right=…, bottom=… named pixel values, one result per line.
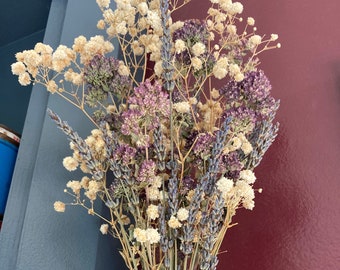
left=174, top=1, right=340, bottom=269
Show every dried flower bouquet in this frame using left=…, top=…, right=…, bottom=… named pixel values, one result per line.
left=11, top=0, right=280, bottom=269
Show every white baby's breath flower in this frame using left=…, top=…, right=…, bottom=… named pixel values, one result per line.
left=213, top=56, right=229, bottom=79
left=229, top=63, right=241, bottom=76
left=18, top=72, right=31, bottom=86
left=154, top=60, right=163, bottom=77
left=11, top=62, right=26, bottom=75
left=216, top=177, right=234, bottom=195
left=137, top=2, right=148, bottom=15
left=247, top=17, right=255, bottom=26
left=174, top=39, right=186, bottom=53
left=96, top=0, right=110, bottom=9
left=66, top=180, right=82, bottom=194
left=227, top=25, right=237, bottom=35
left=173, top=101, right=191, bottom=114
left=100, top=223, right=109, bottom=235
left=177, top=208, right=189, bottom=221
left=191, top=57, right=203, bottom=71
left=168, top=215, right=182, bottom=228
left=146, top=228, right=160, bottom=244
left=234, top=72, right=244, bottom=82
left=146, top=204, right=159, bottom=220
left=239, top=170, right=256, bottom=184
left=248, top=35, right=262, bottom=48
left=191, top=42, right=205, bottom=56
left=241, top=140, right=253, bottom=155
left=63, top=156, right=79, bottom=171
left=116, top=21, right=128, bottom=35
left=46, top=80, right=58, bottom=93
left=270, top=34, right=279, bottom=41
left=54, top=201, right=66, bottom=212
left=118, top=62, right=130, bottom=76
left=134, top=228, right=147, bottom=243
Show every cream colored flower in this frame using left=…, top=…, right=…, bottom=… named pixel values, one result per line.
left=66, top=180, right=82, bottom=194
left=118, top=62, right=130, bottom=76
left=168, top=215, right=182, bottom=228
left=191, top=57, right=203, bottom=71
left=247, top=17, right=255, bottom=26
left=18, top=72, right=31, bottom=86
left=270, top=34, right=279, bottom=41
left=11, top=62, right=26, bottom=75
left=97, top=19, right=106, bottom=30
left=96, top=0, right=110, bottom=8
left=146, top=228, right=160, bottom=244
left=137, top=2, right=148, bottom=15
left=46, top=80, right=58, bottom=94
left=191, top=42, right=205, bottom=56
left=174, top=39, right=186, bottom=53
left=216, top=177, right=233, bottom=195
left=54, top=201, right=66, bottom=212
left=100, top=223, right=109, bottom=235
left=239, top=170, right=256, bottom=184
left=146, top=204, right=159, bottom=220
left=248, top=35, right=262, bottom=48
left=241, top=140, right=253, bottom=155
left=134, top=228, right=147, bottom=243
left=173, top=101, right=191, bottom=114
left=177, top=208, right=189, bottom=221
left=62, top=156, right=79, bottom=171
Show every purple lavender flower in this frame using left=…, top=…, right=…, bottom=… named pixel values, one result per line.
left=222, top=106, right=257, bottom=134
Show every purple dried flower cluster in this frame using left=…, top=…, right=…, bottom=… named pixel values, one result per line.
left=121, top=80, right=170, bottom=145
left=84, top=54, right=131, bottom=107
left=173, top=19, right=210, bottom=45
left=220, top=70, right=278, bottom=123
left=113, top=144, right=136, bottom=166
left=193, top=132, right=215, bottom=156
left=138, top=160, right=156, bottom=182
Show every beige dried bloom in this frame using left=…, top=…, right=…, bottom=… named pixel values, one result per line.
left=97, top=19, right=106, bottom=30
left=146, top=187, right=160, bottom=201
left=173, top=101, right=191, bottom=114
left=247, top=17, right=255, bottom=26
left=133, top=228, right=148, bottom=243
left=66, top=180, right=82, bottom=194
left=146, top=228, right=161, bottom=244
left=118, top=62, right=130, bottom=76
left=270, top=34, right=279, bottom=41
left=248, top=35, right=262, bottom=48
left=213, top=56, right=229, bottom=78
left=154, top=60, right=163, bottom=77
left=174, top=39, right=186, bottom=54
left=168, top=215, right=182, bottom=228
left=216, top=177, right=234, bottom=196
left=146, top=204, right=159, bottom=220
left=96, top=0, right=110, bottom=8
left=54, top=201, right=66, bottom=212
left=191, top=57, right=203, bottom=71
left=191, top=42, right=205, bottom=56
left=46, top=80, right=58, bottom=94
left=177, top=208, right=189, bottom=221
left=72, top=35, right=87, bottom=53
left=62, top=156, right=79, bottom=171
left=241, top=140, right=253, bottom=155
left=137, top=2, right=148, bottom=15
left=80, top=176, right=90, bottom=189
left=239, top=170, right=256, bottom=184
left=100, top=223, right=109, bottom=235
left=11, top=62, right=26, bottom=75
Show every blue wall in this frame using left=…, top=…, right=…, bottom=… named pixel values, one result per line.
left=0, top=1, right=125, bottom=269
